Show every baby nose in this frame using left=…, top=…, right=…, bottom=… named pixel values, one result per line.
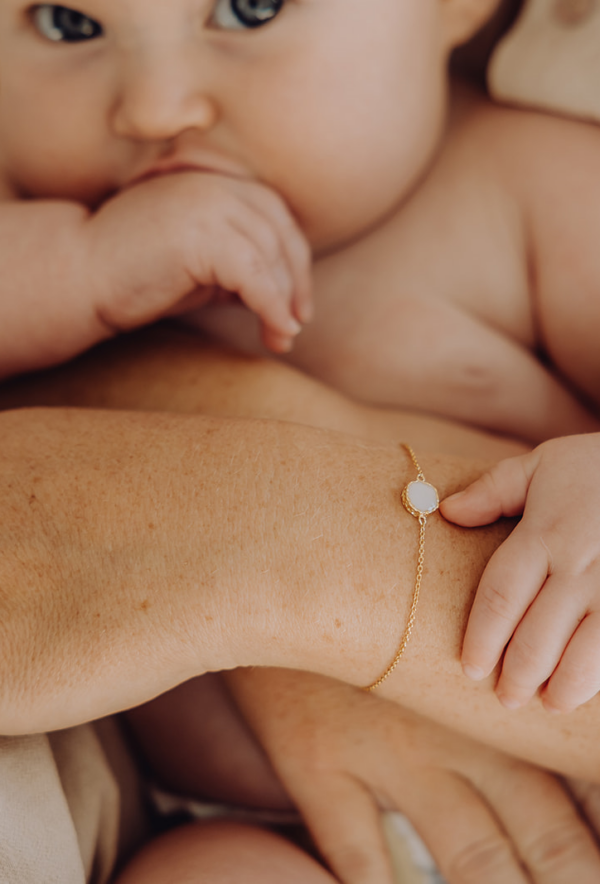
left=111, top=52, right=218, bottom=142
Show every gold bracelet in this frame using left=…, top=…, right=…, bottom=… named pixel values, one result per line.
left=365, top=444, right=439, bottom=692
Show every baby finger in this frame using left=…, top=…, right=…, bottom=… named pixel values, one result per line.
left=277, top=218, right=313, bottom=324
left=240, top=184, right=313, bottom=324
left=441, top=452, right=537, bottom=527
left=495, top=572, right=587, bottom=709
left=542, top=611, right=600, bottom=713
left=212, top=227, right=301, bottom=349
left=462, top=526, right=550, bottom=681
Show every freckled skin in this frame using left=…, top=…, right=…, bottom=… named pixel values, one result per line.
left=4, top=330, right=600, bottom=882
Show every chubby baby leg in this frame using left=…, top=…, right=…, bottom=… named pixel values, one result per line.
left=115, top=820, right=336, bottom=884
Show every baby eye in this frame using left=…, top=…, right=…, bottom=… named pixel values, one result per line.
left=31, top=5, right=103, bottom=42
left=210, top=0, right=284, bottom=30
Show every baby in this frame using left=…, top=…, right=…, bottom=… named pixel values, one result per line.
left=0, top=0, right=314, bottom=376
left=2, top=0, right=600, bottom=820
left=2, top=0, right=600, bottom=879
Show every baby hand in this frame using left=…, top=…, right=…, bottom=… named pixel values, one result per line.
left=83, top=171, right=312, bottom=353
left=441, top=433, right=600, bottom=713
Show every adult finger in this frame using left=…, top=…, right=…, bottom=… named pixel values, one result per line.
left=565, top=777, right=600, bottom=837
left=293, top=773, right=395, bottom=884
left=393, top=768, right=530, bottom=884
left=461, top=526, right=550, bottom=681
left=476, top=758, right=600, bottom=884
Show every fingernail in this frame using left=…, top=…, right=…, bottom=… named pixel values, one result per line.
left=287, top=318, right=302, bottom=335
left=462, top=663, right=485, bottom=681
left=444, top=490, right=465, bottom=504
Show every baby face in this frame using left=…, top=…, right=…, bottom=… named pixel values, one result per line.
left=0, top=0, right=466, bottom=252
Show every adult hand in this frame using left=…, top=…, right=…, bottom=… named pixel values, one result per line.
left=226, top=667, right=600, bottom=884
left=565, top=777, right=600, bottom=841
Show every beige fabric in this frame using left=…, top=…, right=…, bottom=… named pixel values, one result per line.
left=489, top=0, right=600, bottom=123
left=0, top=725, right=120, bottom=884
left=384, top=815, right=439, bottom=884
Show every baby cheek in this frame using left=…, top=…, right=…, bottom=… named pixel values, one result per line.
left=271, top=91, right=444, bottom=250
left=5, top=136, right=115, bottom=205
left=283, top=140, right=435, bottom=252
left=0, top=90, right=116, bottom=203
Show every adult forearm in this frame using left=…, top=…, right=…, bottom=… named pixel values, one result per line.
left=0, top=405, right=477, bottom=734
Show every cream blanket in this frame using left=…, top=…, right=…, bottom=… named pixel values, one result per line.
left=0, top=723, right=124, bottom=884
left=490, top=0, right=600, bottom=122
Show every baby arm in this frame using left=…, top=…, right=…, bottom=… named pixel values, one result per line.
left=442, top=433, right=600, bottom=713
left=0, top=172, right=310, bottom=378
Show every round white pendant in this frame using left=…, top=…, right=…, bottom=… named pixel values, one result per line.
left=403, top=480, right=439, bottom=517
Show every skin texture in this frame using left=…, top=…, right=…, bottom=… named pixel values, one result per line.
left=0, top=371, right=509, bottom=733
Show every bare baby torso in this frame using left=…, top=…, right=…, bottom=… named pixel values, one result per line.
left=194, top=88, right=600, bottom=443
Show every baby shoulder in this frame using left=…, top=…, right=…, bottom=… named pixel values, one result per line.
left=449, top=95, right=600, bottom=407
left=443, top=91, right=600, bottom=253
left=486, top=106, right=600, bottom=407
left=455, top=93, right=600, bottom=191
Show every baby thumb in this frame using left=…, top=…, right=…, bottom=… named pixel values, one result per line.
left=440, top=454, right=533, bottom=526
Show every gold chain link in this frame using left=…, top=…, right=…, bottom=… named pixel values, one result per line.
left=365, top=445, right=438, bottom=692
left=404, top=443, right=426, bottom=482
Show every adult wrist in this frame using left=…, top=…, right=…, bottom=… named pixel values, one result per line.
left=239, top=436, right=496, bottom=688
